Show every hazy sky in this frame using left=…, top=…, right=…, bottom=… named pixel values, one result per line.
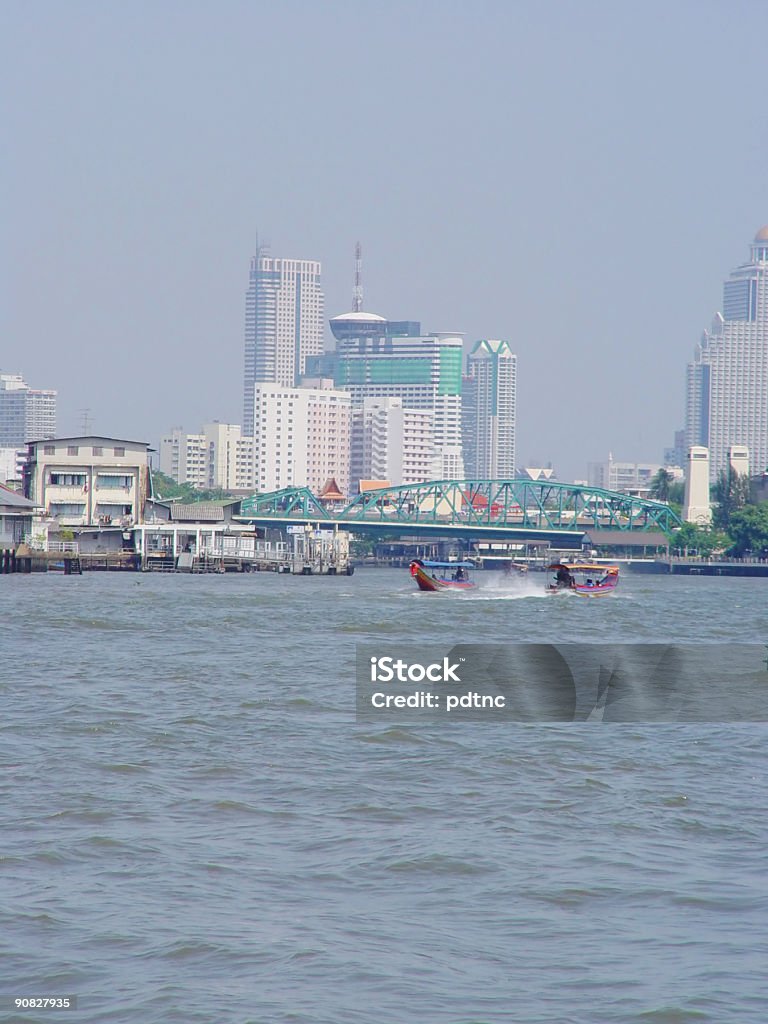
left=5, top=0, right=768, bottom=480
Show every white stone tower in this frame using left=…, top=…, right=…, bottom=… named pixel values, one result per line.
left=683, top=446, right=712, bottom=525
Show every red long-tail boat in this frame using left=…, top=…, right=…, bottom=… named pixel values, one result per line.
left=409, top=559, right=477, bottom=593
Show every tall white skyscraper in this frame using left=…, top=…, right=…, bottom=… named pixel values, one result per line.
left=0, top=373, right=56, bottom=447
left=687, top=226, right=768, bottom=479
left=243, top=254, right=324, bottom=435
left=462, top=339, right=517, bottom=479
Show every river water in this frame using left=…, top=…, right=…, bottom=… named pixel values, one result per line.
left=2, top=570, right=767, bottom=1023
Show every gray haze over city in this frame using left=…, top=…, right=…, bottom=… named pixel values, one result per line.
left=5, top=0, right=768, bottom=481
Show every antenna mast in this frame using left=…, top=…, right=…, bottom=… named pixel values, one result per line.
left=254, top=231, right=270, bottom=264
left=353, top=241, right=363, bottom=312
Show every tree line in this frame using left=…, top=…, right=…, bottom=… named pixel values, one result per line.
left=649, top=467, right=768, bottom=558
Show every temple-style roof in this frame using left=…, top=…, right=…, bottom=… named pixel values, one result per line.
left=318, top=478, right=345, bottom=501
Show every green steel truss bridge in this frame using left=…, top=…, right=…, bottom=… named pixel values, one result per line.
left=237, top=479, right=681, bottom=546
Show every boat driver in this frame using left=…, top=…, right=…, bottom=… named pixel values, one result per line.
left=555, top=565, right=574, bottom=588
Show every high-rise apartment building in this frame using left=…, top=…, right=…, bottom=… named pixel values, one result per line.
left=686, top=227, right=768, bottom=478
left=159, top=423, right=255, bottom=491
left=462, top=339, right=517, bottom=479
left=350, top=397, right=433, bottom=489
left=252, top=381, right=351, bottom=495
left=0, top=373, right=57, bottom=447
left=328, top=325, right=464, bottom=479
left=243, top=254, right=324, bottom=435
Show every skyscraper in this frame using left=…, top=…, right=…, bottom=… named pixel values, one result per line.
left=462, top=339, right=517, bottom=479
left=0, top=373, right=57, bottom=447
left=687, top=227, right=768, bottom=478
left=329, top=325, right=464, bottom=479
left=243, top=254, right=324, bottom=435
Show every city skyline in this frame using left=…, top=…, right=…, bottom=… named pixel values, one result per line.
left=6, top=2, right=768, bottom=480
left=9, top=218, right=768, bottom=489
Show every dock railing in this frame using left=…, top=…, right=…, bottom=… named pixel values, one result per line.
left=23, top=535, right=80, bottom=554
left=48, top=541, right=80, bottom=554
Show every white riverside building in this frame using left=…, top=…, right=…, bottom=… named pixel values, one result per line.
left=0, top=447, right=27, bottom=484
left=159, top=424, right=255, bottom=492
left=351, top=397, right=433, bottom=489
left=687, top=226, right=768, bottom=480
left=243, top=254, right=324, bottom=436
left=462, top=339, right=517, bottom=479
left=24, top=435, right=151, bottom=528
left=252, top=381, right=351, bottom=495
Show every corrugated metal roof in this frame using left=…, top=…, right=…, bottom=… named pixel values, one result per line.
left=169, top=504, right=225, bottom=522
left=25, top=435, right=151, bottom=447
left=0, top=485, right=36, bottom=509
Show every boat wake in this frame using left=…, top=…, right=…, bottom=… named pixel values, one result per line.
left=464, top=576, right=549, bottom=600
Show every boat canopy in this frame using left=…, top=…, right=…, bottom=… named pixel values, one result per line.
left=548, top=563, right=618, bottom=574
left=415, top=560, right=476, bottom=569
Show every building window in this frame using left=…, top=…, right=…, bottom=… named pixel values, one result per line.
left=44, top=445, right=55, bottom=455
left=96, top=474, right=133, bottom=489
left=50, top=473, right=87, bottom=486
left=67, top=446, right=79, bottom=456
left=92, top=446, right=103, bottom=456
left=113, top=447, right=126, bottom=457
left=49, top=503, right=86, bottom=517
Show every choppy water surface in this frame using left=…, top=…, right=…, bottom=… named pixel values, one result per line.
left=2, top=570, right=767, bottom=1023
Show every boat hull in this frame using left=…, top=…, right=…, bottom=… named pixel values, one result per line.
left=546, top=580, right=619, bottom=597
left=411, top=564, right=476, bottom=592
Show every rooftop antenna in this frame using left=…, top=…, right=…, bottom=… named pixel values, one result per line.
left=253, top=231, right=270, bottom=264
left=79, top=408, right=92, bottom=435
left=353, top=241, right=363, bottom=312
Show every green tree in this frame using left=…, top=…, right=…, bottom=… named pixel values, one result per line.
left=726, top=503, right=768, bottom=557
left=667, top=522, right=729, bottom=557
left=711, top=468, right=751, bottom=530
left=149, top=470, right=233, bottom=503
left=667, top=480, right=685, bottom=507
left=649, top=468, right=674, bottom=502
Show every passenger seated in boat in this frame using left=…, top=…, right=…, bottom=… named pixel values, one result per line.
left=453, top=567, right=466, bottom=581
